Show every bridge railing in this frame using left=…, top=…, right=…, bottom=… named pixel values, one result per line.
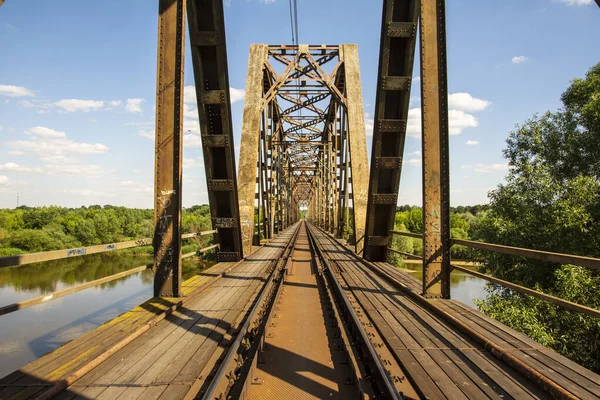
left=389, top=230, right=600, bottom=319
left=0, top=230, right=217, bottom=268
left=0, top=230, right=219, bottom=316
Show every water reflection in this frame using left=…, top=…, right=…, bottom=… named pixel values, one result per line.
left=399, top=262, right=488, bottom=309
left=0, top=253, right=214, bottom=378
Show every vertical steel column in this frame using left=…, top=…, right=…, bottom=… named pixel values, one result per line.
left=187, top=0, right=244, bottom=262
left=340, top=44, right=369, bottom=254
left=153, top=0, right=186, bottom=297
left=363, top=0, right=420, bottom=262
left=421, top=0, right=451, bottom=298
left=238, top=44, right=269, bottom=256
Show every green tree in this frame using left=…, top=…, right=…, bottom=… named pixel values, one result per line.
left=475, top=62, right=600, bottom=372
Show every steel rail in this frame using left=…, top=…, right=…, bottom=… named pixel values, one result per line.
left=200, top=223, right=300, bottom=400
left=318, top=224, right=582, bottom=399
left=0, top=230, right=217, bottom=269
left=306, top=224, right=403, bottom=400
left=358, top=258, right=579, bottom=400
left=452, top=264, right=600, bottom=320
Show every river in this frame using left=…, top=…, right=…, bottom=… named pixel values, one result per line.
left=0, top=253, right=213, bottom=379
left=399, top=262, right=489, bottom=308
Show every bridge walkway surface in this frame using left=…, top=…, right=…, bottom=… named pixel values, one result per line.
left=307, top=223, right=600, bottom=400
left=0, top=225, right=299, bottom=400
left=245, top=223, right=356, bottom=399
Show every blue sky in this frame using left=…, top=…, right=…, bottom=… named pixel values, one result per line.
left=0, top=0, right=598, bottom=209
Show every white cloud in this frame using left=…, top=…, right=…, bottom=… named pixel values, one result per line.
left=461, top=163, right=508, bottom=173
left=7, top=126, right=109, bottom=163
left=125, top=120, right=154, bottom=127
left=0, top=176, right=8, bottom=184
left=25, top=126, right=66, bottom=138
left=230, top=87, right=245, bottom=103
left=184, top=103, right=199, bottom=120
left=365, top=112, right=374, bottom=136
left=448, top=93, right=491, bottom=112
left=137, top=129, right=154, bottom=140
left=407, top=107, right=479, bottom=137
left=183, top=158, right=203, bottom=169
left=109, top=100, right=122, bottom=107
left=556, top=0, right=592, bottom=5
left=54, top=99, right=104, bottom=112
left=466, top=140, right=479, bottom=145
left=18, top=100, right=35, bottom=108
left=260, top=0, right=276, bottom=3
left=125, top=98, right=144, bottom=113
left=406, top=108, right=422, bottom=137
left=449, top=110, right=478, bottom=135
left=405, top=158, right=421, bottom=165
left=7, top=151, right=25, bottom=156
left=184, top=85, right=197, bottom=104
left=511, top=56, right=528, bottom=64
left=0, top=163, right=109, bottom=177
left=0, top=84, right=35, bottom=97
left=184, top=132, right=202, bottom=148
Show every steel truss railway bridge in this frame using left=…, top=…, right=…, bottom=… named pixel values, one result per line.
left=1, top=1, right=600, bottom=399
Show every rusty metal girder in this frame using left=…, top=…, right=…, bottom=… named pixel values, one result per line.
left=153, top=0, right=186, bottom=297
left=421, top=0, right=451, bottom=298
left=340, top=44, right=369, bottom=255
left=238, top=45, right=269, bottom=256
left=363, top=0, right=419, bottom=262
left=187, top=0, right=244, bottom=262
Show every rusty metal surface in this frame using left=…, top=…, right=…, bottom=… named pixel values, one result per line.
left=340, top=44, right=369, bottom=255
left=246, top=223, right=358, bottom=400
left=363, top=0, right=419, bottom=263
left=420, top=0, right=451, bottom=298
left=153, top=0, right=186, bottom=297
left=238, top=44, right=269, bottom=257
left=187, top=0, right=244, bottom=262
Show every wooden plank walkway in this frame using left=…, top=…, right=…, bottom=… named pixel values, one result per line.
left=0, top=225, right=299, bottom=400
left=309, top=224, right=600, bottom=400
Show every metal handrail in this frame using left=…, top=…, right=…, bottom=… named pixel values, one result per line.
left=388, top=230, right=600, bottom=271
left=0, top=264, right=151, bottom=316
left=389, top=230, right=422, bottom=239
left=0, top=230, right=217, bottom=269
left=1, top=241, right=222, bottom=316
left=451, top=264, right=600, bottom=320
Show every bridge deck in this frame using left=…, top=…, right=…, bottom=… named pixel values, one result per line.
left=0, top=226, right=297, bottom=400
left=2, top=223, right=600, bottom=400
left=309, top=224, right=600, bottom=400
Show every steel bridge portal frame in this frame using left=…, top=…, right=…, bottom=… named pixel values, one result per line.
left=152, top=0, right=451, bottom=299
left=237, top=44, right=369, bottom=256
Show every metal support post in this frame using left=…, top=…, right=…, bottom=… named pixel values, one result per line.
left=153, top=0, right=186, bottom=297
left=421, top=0, right=451, bottom=298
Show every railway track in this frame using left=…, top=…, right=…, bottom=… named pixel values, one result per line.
left=306, top=222, right=600, bottom=400
left=205, top=222, right=408, bottom=400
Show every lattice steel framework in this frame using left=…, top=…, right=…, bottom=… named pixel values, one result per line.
left=237, top=44, right=369, bottom=256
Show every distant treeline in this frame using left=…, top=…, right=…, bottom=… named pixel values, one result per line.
left=0, top=205, right=212, bottom=256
